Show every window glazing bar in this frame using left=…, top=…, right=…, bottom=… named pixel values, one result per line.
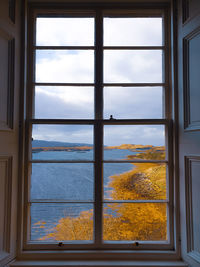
left=30, top=160, right=168, bottom=164
left=103, top=200, right=168, bottom=203
left=103, top=119, right=168, bottom=125
left=103, top=160, right=168, bottom=163
left=34, top=83, right=95, bottom=86
left=30, top=119, right=168, bottom=124
left=30, top=119, right=95, bottom=124
left=29, top=199, right=168, bottom=204
left=103, top=83, right=165, bottom=87
left=30, top=160, right=94, bottom=163
left=29, top=200, right=94, bottom=203
left=34, top=82, right=165, bottom=87
left=94, top=10, right=103, bottom=246
left=35, top=46, right=95, bottom=50
left=103, top=46, right=165, bottom=50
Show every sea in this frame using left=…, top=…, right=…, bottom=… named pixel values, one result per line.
left=31, top=144, right=139, bottom=240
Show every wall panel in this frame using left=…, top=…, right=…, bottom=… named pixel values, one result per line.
left=0, top=28, right=15, bottom=131
left=0, top=0, right=21, bottom=265
left=183, top=27, right=200, bottom=131
left=182, top=0, right=200, bottom=24
left=0, top=157, right=12, bottom=260
left=185, top=156, right=200, bottom=263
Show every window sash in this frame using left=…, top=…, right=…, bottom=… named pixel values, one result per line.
left=24, top=5, right=173, bottom=250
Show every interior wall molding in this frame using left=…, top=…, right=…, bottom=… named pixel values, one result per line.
left=182, top=0, right=189, bottom=24
left=7, top=38, right=15, bottom=130
left=185, top=155, right=200, bottom=264
left=183, top=26, right=200, bottom=131
left=0, top=156, right=13, bottom=259
left=9, top=0, right=16, bottom=24
left=0, top=27, right=15, bottom=131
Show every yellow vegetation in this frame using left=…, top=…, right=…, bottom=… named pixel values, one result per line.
left=40, top=148, right=167, bottom=242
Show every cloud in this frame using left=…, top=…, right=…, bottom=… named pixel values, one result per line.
left=36, top=17, right=162, bottom=47
left=35, top=86, right=94, bottom=119
left=36, top=18, right=94, bottom=46
left=36, top=50, right=94, bottom=83
left=34, top=17, right=165, bottom=145
left=104, top=86, right=163, bottom=119
left=104, top=17, right=162, bottom=46
left=104, top=50, right=163, bottom=83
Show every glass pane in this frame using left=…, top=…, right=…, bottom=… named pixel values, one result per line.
left=36, top=17, right=94, bottom=46
left=32, top=125, right=93, bottom=160
left=35, top=86, right=94, bottom=119
left=31, top=203, right=93, bottom=241
left=104, top=163, right=167, bottom=200
left=36, top=50, right=94, bottom=83
left=104, top=17, right=162, bottom=46
left=104, top=50, right=163, bottom=83
left=104, top=125, right=165, bottom=160
left=104, top=87, right=163, bottom=119
left=31, top=163, right=94, bottom=201
left=103, top=203, right=167, bottom=241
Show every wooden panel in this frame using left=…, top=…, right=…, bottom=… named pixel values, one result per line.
left=0, top=156, right=12, bottom=260
left=0, top=28, right=15, bottom=131
left=182, top=0, right=189, bottom=23
left=183, top=27, right=200, bottom=131
left=0, top=0, right=20, bottom=265
left=9, top=0, right=16, bottom=24
left=182, top=0, right=200, bottom=24
left=185, top=156, right=200, bottom=263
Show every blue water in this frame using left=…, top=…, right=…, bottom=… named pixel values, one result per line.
left=31, top=149, right=137, bottom=240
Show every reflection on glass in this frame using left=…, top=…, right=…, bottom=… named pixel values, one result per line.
left=104, top=87, right=163, bottom=119
left=104, top=125, right=165, bottom=160
left=104, top=17, right=162, bottom=46
left=35, top=86, right=94, bottom=119
left=32, top=125, right=93, bottom=160
left=31, top=203, right=93, bottom=241
left=104, top=50, right=163, bottom=83
left=36, top=17, right=94, bottom=46
left=31, top=163, right=94, bottom=201
left=103, top=203, right=167, bottom=241
left=104, top=163, right=167, bottom=200
left=36, top=50, right=94, bottom=83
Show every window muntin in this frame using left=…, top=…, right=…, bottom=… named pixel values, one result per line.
left=26, top=8, right=172, bottom=249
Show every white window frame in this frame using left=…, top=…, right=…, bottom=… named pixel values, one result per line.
left=20, top=2, right=178, bottom=258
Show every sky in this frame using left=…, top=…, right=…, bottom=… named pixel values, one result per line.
left=33, top=17, right=165, bottom=146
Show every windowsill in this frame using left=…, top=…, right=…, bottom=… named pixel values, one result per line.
left=10, top=260, right=188, bottom=267
left=16, top=249, right=181, bottom=262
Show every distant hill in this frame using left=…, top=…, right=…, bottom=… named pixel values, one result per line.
left=32, top=140, right=93, bottom=148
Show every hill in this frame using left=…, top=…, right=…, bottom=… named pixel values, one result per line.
left=32, top=140, right=93, bottom=148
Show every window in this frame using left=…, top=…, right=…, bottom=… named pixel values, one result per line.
left=25, top=4, right=172, bottom=250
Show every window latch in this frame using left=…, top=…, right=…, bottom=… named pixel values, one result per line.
left=133, top=241, right=139, bottom=247
left=58, top=242, right=64, bottom=247
left=109, top=115, right=115, bottom=120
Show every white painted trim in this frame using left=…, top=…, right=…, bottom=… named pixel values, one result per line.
left=10, top=260, right=188, bottom=267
